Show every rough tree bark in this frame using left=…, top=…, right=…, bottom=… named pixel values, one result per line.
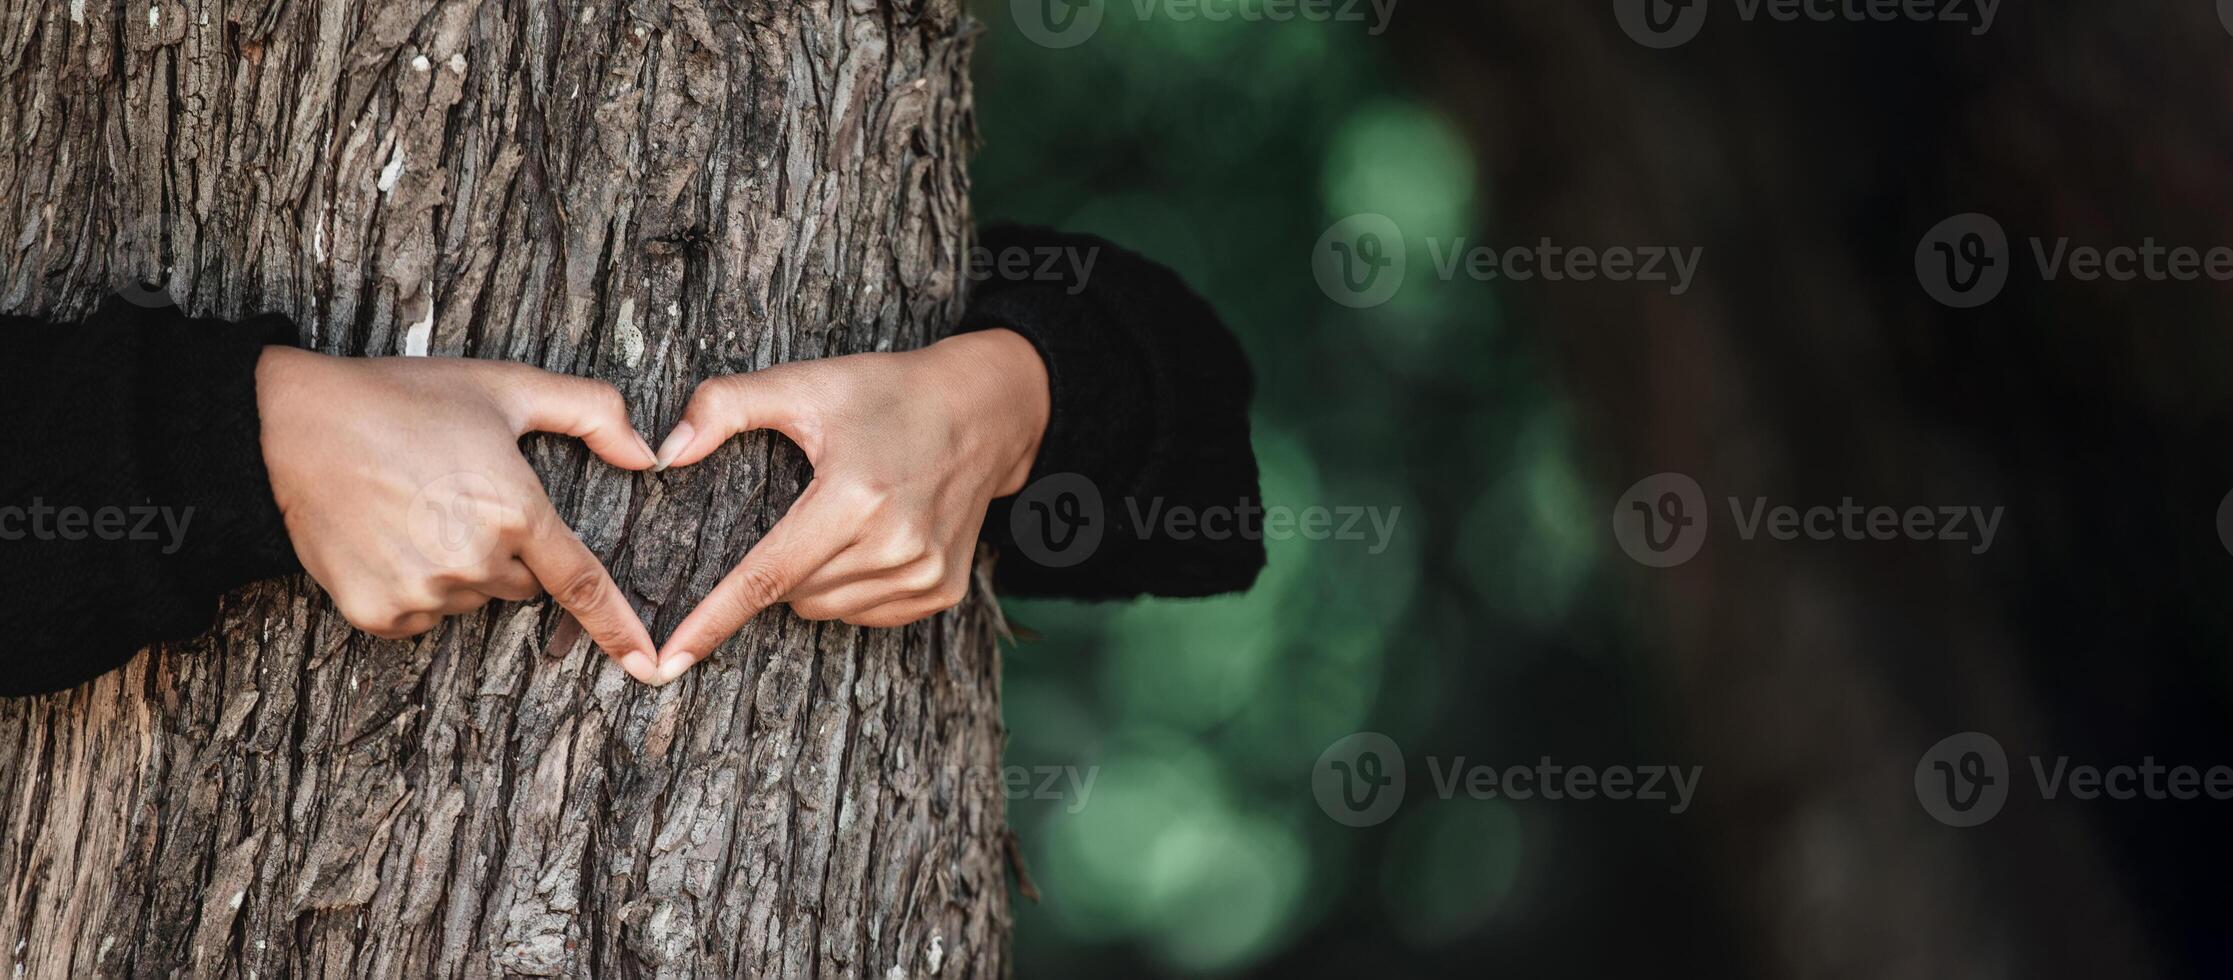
left=0, top=1, right=1010, bottom=976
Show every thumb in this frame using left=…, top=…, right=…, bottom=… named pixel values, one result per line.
left=504, top=371, right=657, bottom=471
left=654, top=368, right=819, bottom=472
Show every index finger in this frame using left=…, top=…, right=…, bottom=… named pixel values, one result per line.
left=517, top=506, right=660, bottom=683
left=655, top=484, right=855, bottom=678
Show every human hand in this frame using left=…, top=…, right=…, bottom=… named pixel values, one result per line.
left=648, top=329, right=1051, bottom=681
left=256, top=347, right=665, bottom=682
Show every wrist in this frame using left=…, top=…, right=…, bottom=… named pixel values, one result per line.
left=926, top=328, right=1050, bottom=496
left=254, top=347, right=332, bottom=506
left=254, top=345, right=325, bottom=416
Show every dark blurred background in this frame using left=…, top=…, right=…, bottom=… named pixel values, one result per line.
left=967, top=0, right=2233, bottom=976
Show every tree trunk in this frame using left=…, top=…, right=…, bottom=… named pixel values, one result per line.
left=0, top=1, right=1008, bottom=976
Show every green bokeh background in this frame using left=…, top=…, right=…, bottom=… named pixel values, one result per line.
left=967, top=4, right=1624, bottom=974
left=965, top=2, right=2233, bottom=976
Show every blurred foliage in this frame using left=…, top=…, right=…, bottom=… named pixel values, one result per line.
left=969, top=3, right=1604, bottom=975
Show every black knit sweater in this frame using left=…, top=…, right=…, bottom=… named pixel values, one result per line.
left=0, top=225, right=1263, bottom=696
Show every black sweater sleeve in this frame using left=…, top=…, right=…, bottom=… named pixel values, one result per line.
left=0, top=298, right=301, bottom=696
left=958, top=224, right=1266, bottom=599
left=0, top=230, right=1259, bottom=695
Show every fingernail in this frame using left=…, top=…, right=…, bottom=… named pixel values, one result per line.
left=654, top=650, right=697, bottom=685
left=621, top=649, right=656, bottom=680
left=632, top=430, right=657, bottom=465
left=653, top=421, right=695, bottom=472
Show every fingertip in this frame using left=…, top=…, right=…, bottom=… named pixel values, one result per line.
left=651, top=650, right=698, bottom=686
left=655, top=632, right=693, bottom=666
left=657, top=621, right=717, bottom=666
left=619, top=649, right=658, bottom=683
left=653, top=420, right=698, bottom=472
left=583, top=434, right=658, bottom=473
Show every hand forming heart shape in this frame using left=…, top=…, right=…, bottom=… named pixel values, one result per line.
left=256, top=327, right=1049, bottom=687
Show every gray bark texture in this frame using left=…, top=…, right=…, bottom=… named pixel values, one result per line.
left=0, top=1, right=1011, bottom=977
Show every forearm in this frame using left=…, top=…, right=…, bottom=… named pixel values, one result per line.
left=958, top=224, right=1266, bottom=599
left=918, top=327, right=1050, bottom=498
left=0, top=299, right=301, bottom=696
